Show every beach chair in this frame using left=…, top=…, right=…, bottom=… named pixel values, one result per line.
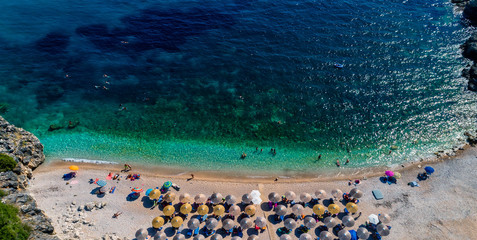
left=201, top=214, right=208, bottom=222
left=372, top=190, right=383, bottom=200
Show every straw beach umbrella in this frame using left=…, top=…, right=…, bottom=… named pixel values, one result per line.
left=284, top=218, right=297, bottom=229
left=164, top=192, right=176, bottom=202
left=154, top=232, right=166, bottom=240
left=299, top=233, right=312, bottom=240
left=275, top=204, right=287, bottom=216
left=328, top=204, right=340, bottom=214
left=319, top=231, right=333, bottom=240
left=222, top=218, right=234, bottom=230
left=206, top=217, right=218, bottom=230
left=242, top=193, right=252, bottom=204
left=285, top=191, right=296, bottom=200
left=345, top=202, right=358, bottom=214
left=379, top=213, right=391, bottom=223
left=352, top=190, right=363, bottom=199
left=315, top=190, right=326, bottom=199
left=324, top=217, right=337, bottom=228
left=149, top=189, right=161, bottom=200
left=331, top=189, right=343, bottom=199
left=377, top=224, right=390, bottom=236
left=357, top=227, right=370, bottom=239
left=213, top=205, right=225, bottom=216
left=280, top=235, right=292, bottom=240
left=349, top=188, right=359, bottom=198
left=179, top=193, right=191, bottom=203
left=300, top=192, right=312, bottom=203
left=171, top=216, right=183, bottom=228
left=313, top=204, right=326, bottom=216
left=173, top=234, right=185, bottom=240
left=303, top=217, right=316, bottom=229
left=338, top=229, right=351, bottom=240
left=188, top=218, right=200, bottom=229
left=135, top=228, right=147, bottom=240
left=245, top=205, right=256, bottom=216
left=211, top=193, right=223, bottom=204
left=268, top=192, right=281, bottom=203
left=180, top=203, right=192, bottom=215
left=228, top=205, right=241, bottom=216
left=225, top=195, right=237, bottom=205
left=394, top=172, right=401, bottom=179
left=197, top=205, right=209, bottom=215
left=195, top=194, right=207, bottom=204
left=152, top=216, right=165, bottom=228
left=342, top=215, right=355, bottom=227
left=292, top=204, right=304, bottom=215
left=193, top=235, right=205, bottom=240
left=211, top=235, right=223, bottom=240
left=240, top=218, right=253, bottom=229
left=255, top=216, right=267, bottom=228
left=248, top=235, right=258, bottom=240
left=163, top=205, right=175, bottom=216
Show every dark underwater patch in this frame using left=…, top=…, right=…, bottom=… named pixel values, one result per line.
left=35, top=32, right=70, bottom=54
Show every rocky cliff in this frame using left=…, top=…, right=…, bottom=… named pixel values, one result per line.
left=454, top=0, right=477, bottom=90
left=0, top=116, right=59, bottom=240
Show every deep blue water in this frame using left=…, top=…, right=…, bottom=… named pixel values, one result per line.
left=0, top=0, right=475, bottom=174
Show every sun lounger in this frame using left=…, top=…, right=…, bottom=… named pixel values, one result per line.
left=193, top=227, right=199, bottom=235
left=372, top=190, right=383, bottom=200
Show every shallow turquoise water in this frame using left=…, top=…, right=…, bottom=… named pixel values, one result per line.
left=0, top=0, right=476, bottom=174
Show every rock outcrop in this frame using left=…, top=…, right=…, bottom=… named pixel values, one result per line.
left=455, top=0, right=477, bottom=91
left=0, top=116, right=59, bottom=240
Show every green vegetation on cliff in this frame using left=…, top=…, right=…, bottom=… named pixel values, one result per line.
left=0, top=154, right=17, bottom=172
left=0, top=202, right=31, bottom=240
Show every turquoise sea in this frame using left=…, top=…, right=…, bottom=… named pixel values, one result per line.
left=0, top=0, right=476, bottom=175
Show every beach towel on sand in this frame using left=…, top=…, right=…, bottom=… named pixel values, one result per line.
left=372, top=190, right=383, bottom=200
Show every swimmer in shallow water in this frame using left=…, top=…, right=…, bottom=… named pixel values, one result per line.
left=336, top=160, right=340, bottom=167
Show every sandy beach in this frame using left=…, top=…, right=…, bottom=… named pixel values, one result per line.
left=28, top=146, right=477, bottom=240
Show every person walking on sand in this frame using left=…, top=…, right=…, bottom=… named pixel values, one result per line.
left=336, top=160, right=340, bottom=167
left=345, top=159, right=350, bottom=165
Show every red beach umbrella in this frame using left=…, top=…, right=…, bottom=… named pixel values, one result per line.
left=132, top=187, right=143, bottom=193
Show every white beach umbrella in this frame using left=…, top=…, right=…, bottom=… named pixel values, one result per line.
left=195, top=194, right=207, bottom=204
left=315, top=190, right=326, bottom=199
left=255, top=216, right=267, bottom=228
left=319, top=231, right=333, bottom=240
left=368, top=214, right=379, bottom=225
left=240, top=218, right=253, bottom=229
left=303, top=216, right=316, bottom=229
left=206, top=218, right=218, bottom=230
left=252, top=196, right=262, bottom=205
left=357, top=227, right=370, bottom=239
left=280, top=234, right=292, bottom=240
left=242, top=193, right=253, bottom=204
left=225, top=194, right=237, bottom=205
left=284, top=218, right=297, bottom=229
left=211, top=193, right=223, bottom=204
left=275, top=204, right=287, bottom=216
left=299, top=233, right=313, bottom=240
left=193, top=235, right=205, bottom=240
left=154, top=232, right=167, bottom=240
left=250, top=190, right=261, bottom=198
left=292, top=204, right=304, bottom=215
left=222, top=218, right=234, bottom=230
left=135, top=228, right=147, bottom=240
left=324, top=217, right=337, bottom=228
left=331, top=189, right=343, bottom=199
left=211, top=235, right=223, bottom=240
left=379, top=213, right=391, bottom=223
left=228, top=205, right=241, bottom=216
left=342, top=215, right=355, bottom=227
left=300, top=192, right=312, bottom=203
left=179, top=193, right=191, bottom=203
left=285, top=191, right=296, bottom=200
left=338, top=229, right=351, bottom=240
left=173, top=234, right=185, bottom=240
left=188, top=218, right=200, bottom=229
left=377, top=224, right=390, bottom=236
left=268, top=192, right=281, bottom=202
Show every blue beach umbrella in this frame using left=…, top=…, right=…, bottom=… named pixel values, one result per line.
left=424, top=166, right=434, bottom=175
left=97, top=180, right=107, bottom=187
left=145, top=188, right=153, bottom=196
left=163, top=181, right=172, bottom=188
left=349, top=230, right=358, bottom=240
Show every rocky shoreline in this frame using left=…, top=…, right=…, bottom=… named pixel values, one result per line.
left=454, top=0, right=477, bottom=90
left=0, top=116, right=59, bottom=240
